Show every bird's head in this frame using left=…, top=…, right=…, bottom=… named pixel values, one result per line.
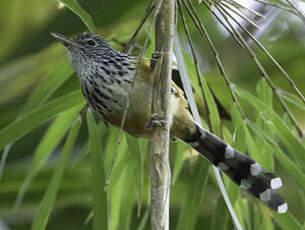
left=51, top=31, right=110, bottom=74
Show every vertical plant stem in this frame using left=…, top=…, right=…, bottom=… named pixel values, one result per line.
left=150, top=0, right=175, bottom=229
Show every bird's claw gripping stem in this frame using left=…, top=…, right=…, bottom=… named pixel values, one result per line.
left=145, top=112, right=168, bottom=129
left=150, top=51, right=163, bottom=68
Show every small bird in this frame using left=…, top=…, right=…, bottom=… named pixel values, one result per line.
left=51, top=31, right=287, bottom=213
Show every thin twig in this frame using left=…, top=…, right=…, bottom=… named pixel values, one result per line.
left=177, top=0, right=212, bottom=130
left=220, top=1, right=305, bottom=107
left=224, top=0, right=265, bottom=19
left=104, top=93, right=130, bottom=190
left=195, top=0, right=246, bottom=119
left=285, top=0, right=305, bottom=25
left=0, top=144, right=11, bottom=181
left=204, top=1, right=245, bottom=47
left=213, top=167, right=243, bottom=230
left=105, top=0, right=162, bottom=190
left=215, top=2, right=304, bottom=137
left=252, top=0, right=297, bottom=15
left=221, top=1, right=261, bottom=30
left=178, top=2, right=243, bottom=229
left=125, top=0, right=155, bottom=54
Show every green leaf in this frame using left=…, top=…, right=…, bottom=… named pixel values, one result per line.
left=21, top=58, right=73, bottom=114
left=211, top=197, right=229, bottom=230
left=126, top=134, right=145, bottom=216
left=176, top=160, right=210, bottom=230
left=2, top=59, right=74, bottom=184
left=234, top=199, right=250, bottom=230
left=31, top=117, right=81, bottom=230
left=248, top=120, right=305, bottom=193
left=109, top=161, right=136, bottom=230
left=256, top=79, right=272, bottom=108
left=137, top=208, right=150, bottom=230
left=71, top=141, right=90, bottom=168
left=261, top=111, right=305, bottom=172
left=234, top=85, right=305, bottom=172
left=198, top=76, right=221, bottom=135
left=103, top=128, right=119, bottom=171
left=171, top=141, right=186, bottom=185
left=261, top=218, right=274, bottom=230
left=273, top=212, right=303, bottom=230
left=244, top=125, right=268, bottom=168
left=231, top=105, right=246, bottom=153
left=175, top=33, right=238, bottom=229
left=281, top=90, right=305, bottom=112
left=106, top=136, right=131, bottom=230
left=87, top=109, right=108, bottom=229
left=233, top=85, right=269, bottom=111
left=227, top=105, right=245, bottom=203
left=110, top=166, right=127, bottom=230
left=174, top=34, right=200, bottom=122
left=0, top=90, right=86, bottom=151
left=117, top=167, right=136, bottom=230
left=57, top=0, right=96, bottom=33
left=181, top=45, right=221, bottom=135
left=31, top=107, right=82, bottom=170
left=256, top=79, right=274, bottom=171
left=14, top=106, right=82, bottom=211
left=223, top=175, right=240, bottom=210
left=0, top=144, right=11, bottom=181
left=273, top=145, right=305, bottom=192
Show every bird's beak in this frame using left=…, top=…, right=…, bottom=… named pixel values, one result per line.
left=51, top=32, right=75, bottom=47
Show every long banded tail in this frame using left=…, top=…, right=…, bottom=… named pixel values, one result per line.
left=184, top=122, right=287, bottom=214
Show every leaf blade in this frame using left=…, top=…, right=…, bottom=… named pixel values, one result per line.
left=57, top=0, right=96, bottom=33
left=87, top=109, right=108, bottom=229
left=0, top=90, right=86, bottom=151
left=14, top=106, right=82, bottom=212
left=31, top=117, right=81, bottom=230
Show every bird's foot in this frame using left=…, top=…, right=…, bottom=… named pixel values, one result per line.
left=145, top=112, right=167, bottom=128
left=150, top=51, right=163, bottom=68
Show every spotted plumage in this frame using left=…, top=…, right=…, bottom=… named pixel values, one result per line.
left=186, top=124, right=286, bottom=213
left=51, top=31, right=287, bottom=213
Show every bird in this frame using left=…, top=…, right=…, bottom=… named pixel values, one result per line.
left=51, top=31, right=287, bottom=214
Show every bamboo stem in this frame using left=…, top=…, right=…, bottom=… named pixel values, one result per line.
left=150, top=0, right=175, bottom=229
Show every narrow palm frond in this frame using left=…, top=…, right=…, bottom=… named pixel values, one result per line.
left=211, top=1, right=304, bottom=137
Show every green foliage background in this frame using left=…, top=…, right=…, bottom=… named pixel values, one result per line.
left=0, top=0, right=305, bottom=229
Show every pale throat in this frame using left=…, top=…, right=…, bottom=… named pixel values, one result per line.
left=68, top=52, right=93, bottom=78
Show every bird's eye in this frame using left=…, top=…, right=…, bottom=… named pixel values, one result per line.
left=86, top=39, right=96, bottom=46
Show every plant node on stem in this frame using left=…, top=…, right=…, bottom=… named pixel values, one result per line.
left=150, top=0, right=175, bottom=229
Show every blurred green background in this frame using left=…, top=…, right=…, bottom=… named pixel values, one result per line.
left=1, top=0, right=305, bottom=229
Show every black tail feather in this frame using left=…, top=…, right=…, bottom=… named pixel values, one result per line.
left=184, top=122, right=287, bottom=214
